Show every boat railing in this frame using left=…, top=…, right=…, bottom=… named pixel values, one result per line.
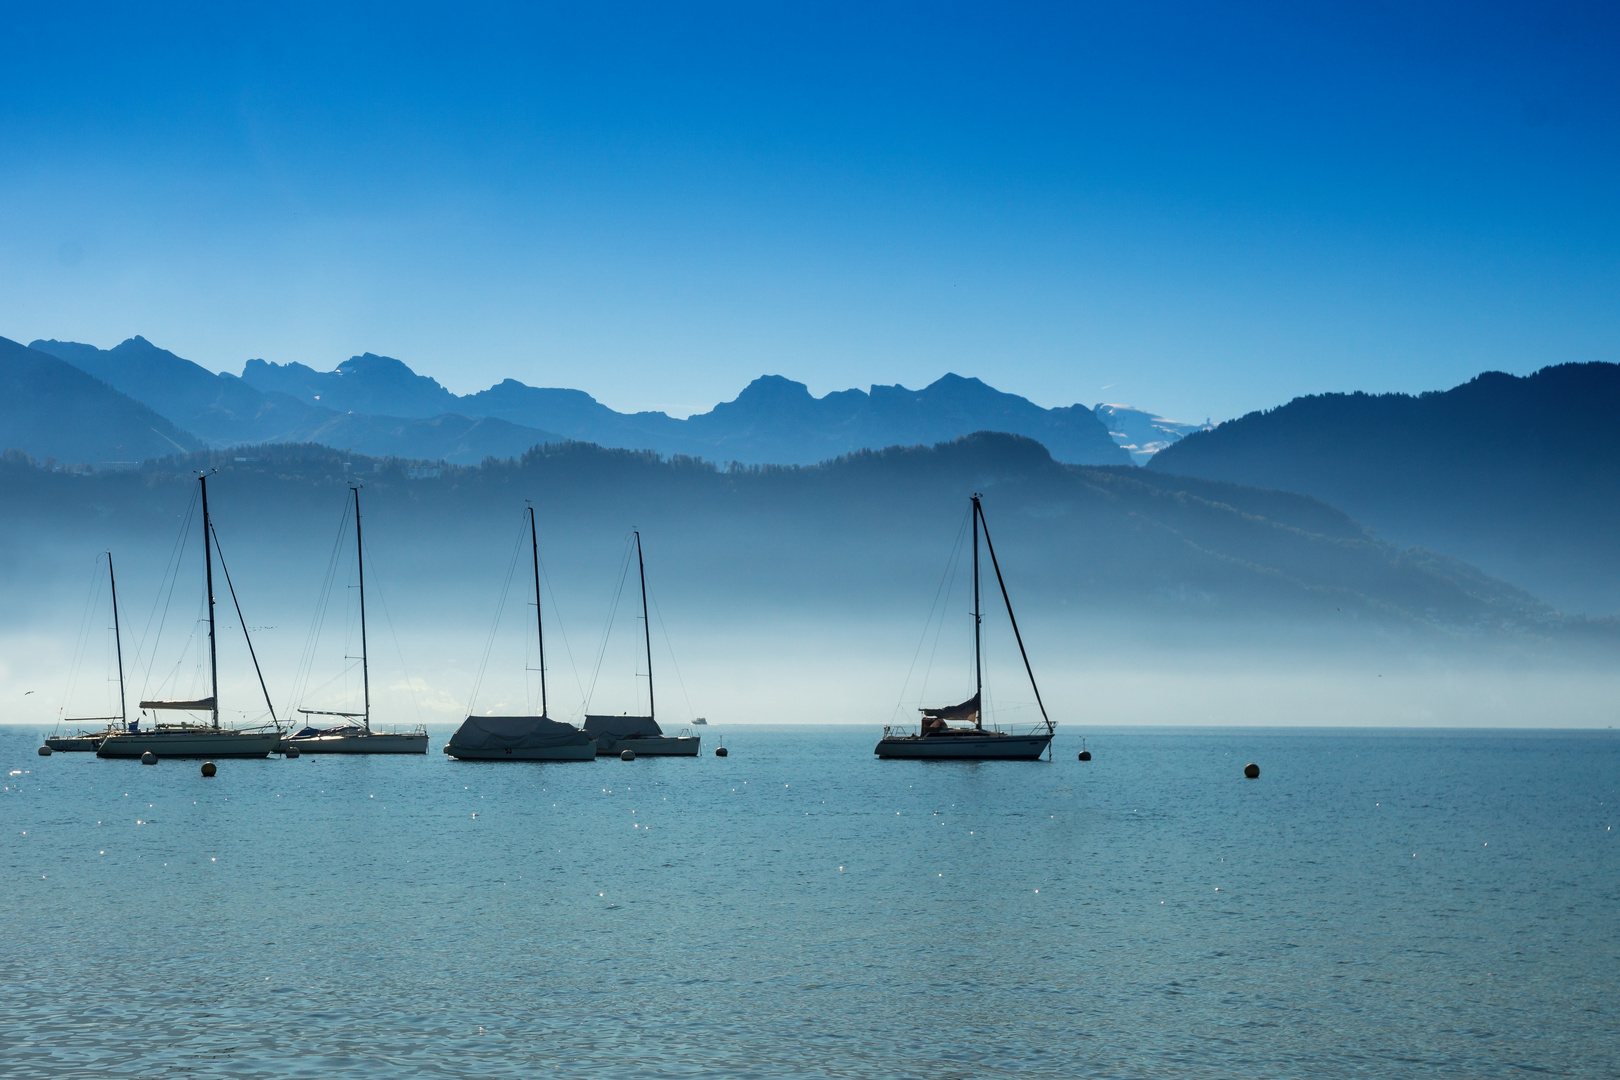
left=882, top=720, right=1056, bottom=739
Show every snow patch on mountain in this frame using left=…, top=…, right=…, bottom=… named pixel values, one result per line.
left=1094, top=404, right=1212, bottom=465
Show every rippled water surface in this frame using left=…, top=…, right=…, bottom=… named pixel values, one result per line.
left=2, top=726, right=1617, bottom=1078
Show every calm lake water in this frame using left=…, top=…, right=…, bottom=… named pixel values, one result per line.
left=2, top=725, right=1616, bottom=1079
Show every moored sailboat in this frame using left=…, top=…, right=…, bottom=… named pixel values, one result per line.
left=445, top=504, right=595, bottom=761
left=284, top=485, right=427, bottom=754
left=875, top=494, right=1056, bottom=761
left=97, top=473, right=281, bottom=759
left=584, top=531, right=700, bottom=757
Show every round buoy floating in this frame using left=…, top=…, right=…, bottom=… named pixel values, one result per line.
left=1244, top=762, right=1260, bottom=779
left=1078, top=750, right=1092, bottom=761
left=141, top=751, right=158, bottom=765
left=620, top=749, right=636, bottom=761
left=715, top=746, right=728, bottom=757
left=38, top=745, right=52, bottom=756
left=285, top=745, right=300, bottom=759
left=201, top=761, right=217, bottom=777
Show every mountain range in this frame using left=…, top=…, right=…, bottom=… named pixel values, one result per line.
left=19, top=336, right=1129, bottom=467
left=1149, top=363, right=1620, bottom=615
left=9, top=332, right=1619, bottom=618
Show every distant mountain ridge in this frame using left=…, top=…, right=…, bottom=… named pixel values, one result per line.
left=29, top=337, right=564, bottom=465
left=241, top=353, right=1130, bottom=465
left=1149, top=363, right=1620, bottom=615
left=23, top=336, right=1129, bottom=467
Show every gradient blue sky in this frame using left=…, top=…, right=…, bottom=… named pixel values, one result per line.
left=3, top=1, right=1616, bottom=421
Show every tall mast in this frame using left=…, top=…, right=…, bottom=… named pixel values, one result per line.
left=529, top=504, right=547, bottom=718
left=353, top=486, right=371, bottom=731
left=108, top=552, right=127, bottom=727
left=976, top=497, right=1053, bottom=735
left=972, top=496, right=983, bottom=729
left=199, top=473, right=220, bottom=730
left=635, top=530, right=654, bottom=721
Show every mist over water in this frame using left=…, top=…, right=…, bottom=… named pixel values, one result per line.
left=3, top=442, right=1616, bottom=735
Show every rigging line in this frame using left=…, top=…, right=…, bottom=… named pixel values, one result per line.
left=976, top=499, right=1052, bottom=731
left=890, top=510, right=971, bottom=723
left=210, top=522, right=277, bottom=722
left=583, top=535, right=634, bottom=715
left=136, top=491, right=199, bottom=703
left=150, top=592, right=206, bottom=702
left=539, top=561, right=588, bottom=720
left=295, top=498, right=351, bottom=710
left=299, top=666, right=358, bottom=704
left=917, top=507, right=972, bottom=715
left=59, top=554, right=107, bottom=724
left=647, top=588, right=696, bottom=723
left=466, top=514, right=528, bottom=716
left=362, top=542, right=424, bottom=728
left=288, top=498, right=351, bottom=715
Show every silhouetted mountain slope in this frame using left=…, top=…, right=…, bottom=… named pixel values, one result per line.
left=0, top=336, right=201, bottom=463
left=242, top=353, right=460, bottom=417
left=0, top=432, right=1578, bottom=645
left=241, top=353, right=1129, bottom=465
left=463, top=378, right=684, bottom=447
left=678, top=374, right=1129, bottom=465
left=1149, top=364, right=1620, bottom=615
left=296, top=411, right=567, bottom=465
left=32, top=338, right=563, bottom=465
left=32, top=336, right=328, bottom=445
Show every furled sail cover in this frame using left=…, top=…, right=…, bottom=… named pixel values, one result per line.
left=583, top=714, right=663, bottom=740
left=291, top=725, right=365, bottom=738
left=919, top=693, right=980, bottom=722
left=447, top=715, right=590, bottom=750
left=140, top=697, right=217, bottom=711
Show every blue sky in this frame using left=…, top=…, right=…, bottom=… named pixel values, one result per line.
left=2, top=1, right=1616, bottom=421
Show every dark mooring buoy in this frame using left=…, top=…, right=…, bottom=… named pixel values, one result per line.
left=201, top=761, right=217, bottom=777
left=141, top=750, right=158, bottom=765
left=284, top=745, right=300, bottom=758
left=715, top=746, right=728, bottom=757
left=620, top=749, right=636, bottom=761
left=1244, top=762, right=1260, bottom=779
left=1078, top=750, right=1092, bottom=761
left=38, top=745, right=52, bottom=756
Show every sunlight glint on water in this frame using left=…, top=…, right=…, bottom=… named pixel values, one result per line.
left=2, top=726, right=1616, bottom=1078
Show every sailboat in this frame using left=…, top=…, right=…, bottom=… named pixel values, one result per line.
left=98, top=473, right=282, bottom=759
left=284, top=486, right=427, bottom=754
left=45, top=552, right=128, bottom=752
left=583, top=531, right=701, bottom=757
left=874, top=494, right=1056, bottom=761
left=444, top=505, right=596, bottom=761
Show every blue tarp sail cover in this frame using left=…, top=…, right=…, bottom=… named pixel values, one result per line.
left=920, top=693, right=980, bottom=723
left=448, top=715, right=592, bottom=751
left=583, top=714, right=662, bottom=740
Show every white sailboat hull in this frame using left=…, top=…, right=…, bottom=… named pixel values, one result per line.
left=595, top=735, right=701, bottom=756
left=97, top=728, right=281, bottom=759
left=283, top=730, right=428, bottom=754
left=874, top=732, right=1053, bottom=760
